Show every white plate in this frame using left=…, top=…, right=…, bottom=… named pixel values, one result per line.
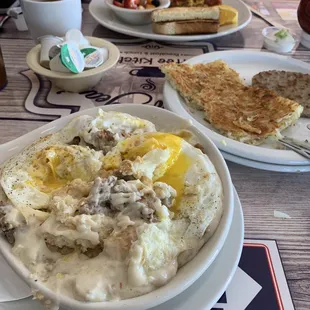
left=163, top=50, right=310, bottom=166
left=223, top=151, right=310, bottom=173
left=89, top=0, right=251, bottom=42
left=0, top=188, right=244, bottom=310
left=0, top=104, right=234, bottom=310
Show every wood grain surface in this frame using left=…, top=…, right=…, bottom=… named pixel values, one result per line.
left=0, top=1, right=309, bottom=309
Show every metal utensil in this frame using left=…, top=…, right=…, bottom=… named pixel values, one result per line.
left=244, top=2, right=285, bottom=29
left=279, top=137, right=310, bottom=159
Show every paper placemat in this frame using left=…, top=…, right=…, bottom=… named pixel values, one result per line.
left=211, top=240, right=294, bottom=310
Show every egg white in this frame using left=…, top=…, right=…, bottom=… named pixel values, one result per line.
left=0, top=141, right=103, bottom=210
left=101, top=132, right=223, bottom=276
left=79, top=110, right=156, bottom=147
left=0, top=110, right=157, bottom=211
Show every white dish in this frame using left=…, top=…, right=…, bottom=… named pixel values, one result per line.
left=223, top=150, right=310, bottom=173
left=0, top=187, right=244, bottom=310
left=0, top=104, right=234, bottom=310
left=106, top=0, right=170, bottom=25
left=89, top=0, right=251, bottom=42
left=262, top=27, right=296, bottom=53
left=163, top=50, right=310, bottom=166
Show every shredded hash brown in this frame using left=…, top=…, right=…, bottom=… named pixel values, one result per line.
left=161, top=60, right=303, bottom=145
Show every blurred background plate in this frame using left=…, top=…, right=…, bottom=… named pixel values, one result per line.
left=89, top=0, right=251, bottom=42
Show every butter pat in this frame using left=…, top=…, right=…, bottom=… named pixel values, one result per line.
left=219, top=5, right=238, bottom=26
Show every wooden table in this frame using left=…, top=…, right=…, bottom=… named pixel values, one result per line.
left=0, top=1, right=309, bottom=309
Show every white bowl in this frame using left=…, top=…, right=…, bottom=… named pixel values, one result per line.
left=26, top=36, right=120, bottom=93
left=0, top=105, right=234, bottom=310
left=106, top=0, right=170, bottom=25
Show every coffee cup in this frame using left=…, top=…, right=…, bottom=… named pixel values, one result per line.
left=20, top=0, right=82, bottom=42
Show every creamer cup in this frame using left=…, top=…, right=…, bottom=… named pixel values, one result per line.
left=60, top=43, right=85, bottom=73
left=49, top=53, right=71, bottom=73
left=80, top=47, right=104, bottom=69
left=39, top=35, right=63, bottom=69
left=65, top=29, right=90, bottom=48
left=49, top=45, right=62, bottom=60
left=99, top=47, right=109, bottom=63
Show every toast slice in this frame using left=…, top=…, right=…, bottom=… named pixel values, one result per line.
left=252, top=70, right=310, bottom=117
left=162, top=61, right=303, bottom=145
left=152, top=7, right=220, bottom=22
left=153, top=20, right=219, bottom=35
left=152, top=7, right=220, bottom=35
left=170, top=0, right=222, bottom=7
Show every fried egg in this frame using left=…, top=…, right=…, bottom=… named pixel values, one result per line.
left=129, top=143, right=223, bottom=281
left=104, top=132, right=221, bottom=208
left=0, top=143, right=102, bottom=210
left=103, top=131, right=222, bottom=238
left=0, top=110, right=156, bottom=211
left=78, top=110, right=156, bottom=147
left=126, top=132, right=223, bottom=275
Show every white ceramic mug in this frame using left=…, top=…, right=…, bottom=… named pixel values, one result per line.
left=20, top=0, right=82, bottom=41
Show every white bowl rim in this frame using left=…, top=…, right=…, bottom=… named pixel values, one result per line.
left=106, top=0, right=170, bottom=13
left=0, top=104, right=234, bottom=310
left=26, top=36, right=120, bottom=79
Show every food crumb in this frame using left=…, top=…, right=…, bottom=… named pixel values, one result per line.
left=221, top=140, right=227, bottom=146
left=274, top=210, right=291, bottom=219
left=56, top=273, right=64, bottom=279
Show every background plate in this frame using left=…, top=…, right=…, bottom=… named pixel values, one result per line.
left=223, top=151, right=310, bottom=173
left=89, top=0, right=251, bottom=42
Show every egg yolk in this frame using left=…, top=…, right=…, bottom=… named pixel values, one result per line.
left=119, top=133, right=183, bottom=179
left=117, top=133, right=193, bottom=210
left=28, top=146, right=94, bottom=193
left=157, top=151, right=192, bottom=212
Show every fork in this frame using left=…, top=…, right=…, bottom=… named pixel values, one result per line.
left=278, top=137, right=310, bottom=159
